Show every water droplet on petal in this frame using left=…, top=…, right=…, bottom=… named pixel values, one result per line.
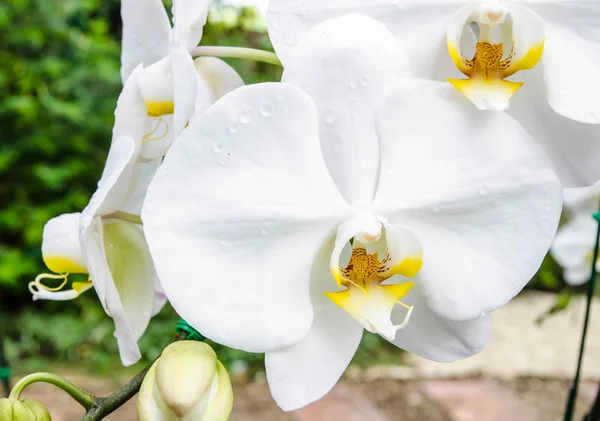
left=229, top=123, right=238, bottom=134
left=349, top=81, right=358, bottom=90
left=479, top=185, right=488, bottom=195
left=326, top=114, right=336, bottom=125
left=361, top=76, right=370, bottom=86
left=260, top=102, right=273, bottom=117
left=213, top=145, right=223, bottom=154
left=239, top=109, right=252, bottom=124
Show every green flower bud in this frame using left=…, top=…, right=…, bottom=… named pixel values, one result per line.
left=138, top=341, right=233, bottom=421
left=0, top=398, right=52, bottom=421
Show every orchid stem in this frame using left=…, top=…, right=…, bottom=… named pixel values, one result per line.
left=9, top=372, right=95, bottom=409
left=190, top=46, right=282, bottom=66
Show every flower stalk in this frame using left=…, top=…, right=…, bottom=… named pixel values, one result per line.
left=190, top=46, right=282, bottom=66
left=8, top=373, right=95, bottom=410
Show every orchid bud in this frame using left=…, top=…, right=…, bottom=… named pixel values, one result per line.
left=0, top=398, right=52, bottom=421
left=137, top=341, right=233, bottom=421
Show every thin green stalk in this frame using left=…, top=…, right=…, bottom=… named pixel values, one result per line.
left=191, top=46, right=282, bottom=66
left=9, top=372, right=95, bottom=410
left=563, top=206, right=600, bottom=421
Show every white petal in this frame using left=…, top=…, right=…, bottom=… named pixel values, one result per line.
left=172, top=0, right=211, bottom=51
left=389, top=282, right=492, bottom=362
left=194, top=57, right=245, bottom=104
left=268, top=0, right=463, bottom=78
left=119, top=158, right=162, bottom=215
left=565, top=267, right=591, bottom=286
left=83, top=218, right=155, bottom=366
left=103, top=221, right=156, bottom=343
left=373, top=80, right=562, bottom=321
left=563, top=183, right=600, bottom=214
left=282, top=15, right=409, bottom=208
left=152, top=278, right=168, bottom=317
left=41, top=213, right=87, bottom=274
left=82, top=68, right=148, bottom=221
left=82, top=136, right=138, bottom=221
left=528, top=1, right=600, bottom=123
left=551, top=215, right=597, bottom=285
left=266, top=240, right=363, bottom=412
left=509, top=66, right=600, bottom=188
left=172, top=49, right=199, bottom=137
left=120, top=0, right=171, bottom=82
left=265, top=305, right=362, bottom=411
left=143, top=83, right=352, bottom=352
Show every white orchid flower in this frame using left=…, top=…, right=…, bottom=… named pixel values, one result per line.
left=30, top=68, right=164, bottom=366
left=551, top=183, right=600, bottom=285
left=142, top=15, right=562, bottom=410
left=267, top=0, right=600, bottom=187
left=121, top=0, right=244, bottom=160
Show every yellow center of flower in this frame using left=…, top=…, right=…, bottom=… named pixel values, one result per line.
left=325, top=246, right=421, bottom=340
left=447, top=3, right=545, bottom=111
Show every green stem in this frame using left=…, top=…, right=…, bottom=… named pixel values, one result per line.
left=9, top=372, right=95, bottom=409
left=191, top=46, right=282, bottom=66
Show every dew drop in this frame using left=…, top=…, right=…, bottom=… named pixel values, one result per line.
left=360, top=76, right=370, bottom=86
left=54, top=238, right=61, bottom=245
left=326, top=114, right=336, bottom=125
left=480, top=310, right=488, bottom=317
left=349, top=81, right=358, bottom=90
left=229, top=123, right=238, bottom=134
left=239, top=108, right=252, bottom=124
left=260, top=102, right=274, bottom=117
left=260, top=227, right=269, bottom=235
left=276, top=94, right=283, bottom=102
left=479, top=185, right=488, bottom=195
left=213, top=144, right=224, bottom=154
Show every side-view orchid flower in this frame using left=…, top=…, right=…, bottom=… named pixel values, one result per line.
left=121, top=0, right=244, bottom=159
left=30, top=68, right=165, bottom=366
left=142, top=15, right=562, bottom=410
left=267, top=0, right=600, bottom=187
left=551, top=183, right=600, bottom=285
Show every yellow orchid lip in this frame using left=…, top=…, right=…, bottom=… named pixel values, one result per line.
left=327, top=245, right=422, bottom=339
left=446, top=2, right=545, bottom=111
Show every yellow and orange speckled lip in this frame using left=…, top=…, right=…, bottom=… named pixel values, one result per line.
left=446, top=2, right=545, bottom=111
left=326, top=245, right=421, bottom=340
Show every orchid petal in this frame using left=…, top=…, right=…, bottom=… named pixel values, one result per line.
left=282, top=14, right=409, bottom=208
left=268, top=0, right=463, bottom=77
left=120, top=0, right=171, bottom=82
left=194, top=57, right=245, bottom=105
left=172, top=0, right=211, bottom=51
left=374, top=80, right=562, bottom=321
left=389, top=282, right=493, bottom=362
left=509, top=67, right=600, bottom=188
left=266, top=240, right=362, bottom=412
left=41, top=213, right=87, bottom=274
left=527, top=0, right=600, bottom=123
left=83, top=218, right=141, bottom=366
left=173, top=49, right=199, bottom=137
left=551, top=215, right=597, bottom=286
left=143, top=83, right=352, bottom=352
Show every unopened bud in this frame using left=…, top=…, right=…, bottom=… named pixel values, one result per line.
left=137, top=341, right=233, bottom=421
left=0, top=398, right=52, bottom=421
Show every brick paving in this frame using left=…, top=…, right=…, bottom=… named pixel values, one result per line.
left=420, top=379, right=537, bottom=421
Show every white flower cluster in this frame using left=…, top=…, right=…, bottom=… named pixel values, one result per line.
left=32, top=0, right=600, bottom=413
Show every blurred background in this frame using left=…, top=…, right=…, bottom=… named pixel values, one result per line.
left=1, top=0, right=599, bottom=420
